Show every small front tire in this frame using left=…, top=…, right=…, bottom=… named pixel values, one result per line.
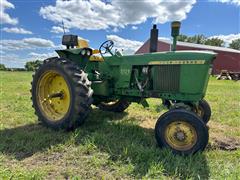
left=155, top=109, right=209, bottom=155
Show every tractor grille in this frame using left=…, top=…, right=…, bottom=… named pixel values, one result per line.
left=152, top=65, right=180, bottom=92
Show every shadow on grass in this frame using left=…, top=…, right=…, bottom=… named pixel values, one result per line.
left=0, top=108, right=210, bottom=179
left=0, top=124, right=71, bottom=160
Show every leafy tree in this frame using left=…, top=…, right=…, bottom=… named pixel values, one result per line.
left=178, top=34, right=207, bottom=44
left=178, top=34, right=226, bottom=47
left=0, top=64, right=6, bottom=71
left=187, top=34, right=206, bottom=44
left=178, top=34, right=188, bottom=42
left=25, top=60, right=42, bottom=71
left=204, top=38, right=224, bottom=47
left=229, top=39, right=240, bottom=50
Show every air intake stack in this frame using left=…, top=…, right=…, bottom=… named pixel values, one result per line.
left=149, top=24, right=158, bottom=53
left=171, top=21, right=181, bottom=51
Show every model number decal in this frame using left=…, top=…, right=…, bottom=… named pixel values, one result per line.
left=148, top=60, right=205, bottom=65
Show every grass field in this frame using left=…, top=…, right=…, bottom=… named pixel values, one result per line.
left=0, top=71, right=239, bottom=179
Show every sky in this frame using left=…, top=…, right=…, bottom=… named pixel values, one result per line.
left=0, top=0, right=239, bottom=68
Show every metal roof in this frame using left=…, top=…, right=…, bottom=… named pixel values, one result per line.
left=158, top=38, right=240, bottom=54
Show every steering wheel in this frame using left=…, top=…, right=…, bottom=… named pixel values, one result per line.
left=99, top=40, right=114, bottom=57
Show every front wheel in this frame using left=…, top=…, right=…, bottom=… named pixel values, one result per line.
left=155, top=109, right=209, bottom=155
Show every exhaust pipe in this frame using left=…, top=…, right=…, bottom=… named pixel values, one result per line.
left=149, top=24, right=158, bottom=53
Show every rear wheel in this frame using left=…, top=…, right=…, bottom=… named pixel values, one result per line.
left=31, top=57, right=93, bottom=130
left=155, top=109, right=209, bottom=155
left=98, top=99, right=130, bottom=112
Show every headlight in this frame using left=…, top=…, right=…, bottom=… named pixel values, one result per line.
left=81, top=49, right=86, bottom=55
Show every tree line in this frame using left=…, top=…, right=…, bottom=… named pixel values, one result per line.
left=177, top=34, right=240, bottom=50
left=0, top=60, right=42, bottom=71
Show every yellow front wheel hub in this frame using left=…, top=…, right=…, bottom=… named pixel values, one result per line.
left=37, top=70, right=71, bottom=121
left=165, top=121, right=197, bottom=151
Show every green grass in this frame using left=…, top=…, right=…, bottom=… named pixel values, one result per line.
left=0, top=71, right=239, bottom=179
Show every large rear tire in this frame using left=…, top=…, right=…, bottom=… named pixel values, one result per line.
left=31, top=57, right=93, bottom=130
left=98, top=99, right=130, bottom=112
left=155, top=109, right=209, bottom=155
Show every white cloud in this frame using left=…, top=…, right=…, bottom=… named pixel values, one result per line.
left=40, top=0, right=196, bottom=31
left=0, top=54, right=26, bottom=68
left=106, top=35, right=143, bottom=55
left=2, top=27, right=33, bottom=34
left=23, top=38, right=55, bottom=47
left=29, top=52, right=58, bottom=60
left=210, top=0, right=240, bottom=6
left=0, top=51, right=58, bottom=68
left=0, top=38, right=55, bottom=51
left=112, top=27, right=119, bottom=33
left=0, top=39, right=27, bottom=51
left=0, top=0, right=18, bottom=25
left=158, top=37, right=171, bottom=41
left=131, top=26, right=138, bottom=30
left=209, top=33, right=240, bottom=45
left=51, top=26, right=69, bottom=34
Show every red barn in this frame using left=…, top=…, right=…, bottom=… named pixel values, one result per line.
left=135, top=39, right=240, bottom=74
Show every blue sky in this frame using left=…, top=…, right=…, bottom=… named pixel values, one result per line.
left=0, top=0, right=239, bottom=68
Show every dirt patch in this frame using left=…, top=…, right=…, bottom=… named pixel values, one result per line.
left=210, top=136, right=240, bottom=151
left=209, top=121, right=240, bottom=150
left=22, top=151, right=65, bottom=169
left=208, top=121, right=240, bottom=135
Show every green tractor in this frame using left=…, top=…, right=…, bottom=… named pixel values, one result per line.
left=31, top=22, right=216, bottom=155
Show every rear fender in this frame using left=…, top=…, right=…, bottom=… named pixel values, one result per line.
left=55, top=48, right=91, bottom=68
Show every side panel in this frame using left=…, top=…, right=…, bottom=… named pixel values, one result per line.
left=180, top=64, right=210, bottom=94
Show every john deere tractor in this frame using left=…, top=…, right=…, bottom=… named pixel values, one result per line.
left=31, top=22, right=216, bottom=155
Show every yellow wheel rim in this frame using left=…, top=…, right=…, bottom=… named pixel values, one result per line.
left=165, top=121, right=197, bottom=151
left=37, top=70, right=71, bottom=121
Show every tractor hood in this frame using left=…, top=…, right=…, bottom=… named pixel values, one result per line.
left=106, top=50, right=217, bottom=66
